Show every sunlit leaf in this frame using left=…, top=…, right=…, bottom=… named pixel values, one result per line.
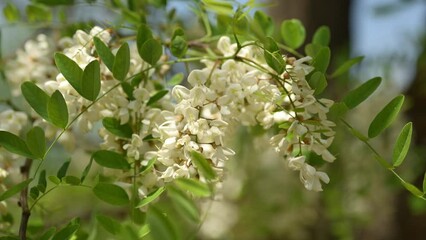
left=21, top=82, right=50, bottom=121
left=201, top=0, right=234, bottom=15
left=343, top=77, right=381, bottom=109
left=3, top=3, right=20, bottom=22
left=0, top=131, right=34, bottom=159
left=51, top=223, right=79, bottom=240
left=62, top=175, right=81, bottom=185
left=136, top=187, right=165, bottom=208
left=48, top=90, right=69, bottom=129
left=0, top=179, right=33, bottom=201
left=281, top=19, right=306, bottom=49
left=368, top=95, right=404, bottom=138
left=311, top=47, right=330, bottom=73
left=308, top=71, right=327, bottom=95
left=112, top=42, right=130, bottom=81
left=312, top=26, right=330, bottom=46
left=92, top=150, right=130, bottom=170
left=191, top=151, right=216, bottom=180
left=81, top=60, right=101, bottom=101
left=167, top=73, right=184, bottom=86
left=26, top=126, right=46, bottom=159
left=174, top=178, right=211, bottom=197
left=26, top=4, right=51, bottom=22
left=331, top=56, right=364, bottom=78
left=263, top=37, right=284, bottom=74
left=93, top=182, right=130, bottom=205
left=392, top=122, right=412, bottom=167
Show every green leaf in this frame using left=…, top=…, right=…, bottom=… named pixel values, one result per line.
left=140, top=39, right=163, bottom=65
left=167, top=186, right=199, bottom=222
left=392, top=122, right=413, bottom=167
left=57, top=161, right=70, bottom=180
left=423, top=172, right=426, bottom=193
left=112, top=42, right=130, bottom=81
left=140, top=157, right=156, bottom=175
left=263, top=37, right=284, bottom=74
left=80, top=155, right=94, bottom=183
left=147, top=206, right=177, bottom=240
left=368, top=95, right=404, bottom=138
left=343, top=77, right=382, bottom=109
left=139, top=225, right=150, bottom=238
left=175, top=178, right=211, bottom=197
left=96, top=214, right=122, bottom=235
left=26, top=4, right=51, bottom=22
left=54, top=53, right=83, bottom=93
left=3, top=3, right=20, bottom=23
left=136, top=187, right=165, bottom=208
left=401, top=180, right=423, bottom=197
left=39, top=227, right=56, bottom=240
left=21, top=82, right=50, bottom=120
left=137, top=24, right=154, bottom=58
left=0, top=131, right=34, bottom=159
left=201, top=0, right=234, bottom=15
left=62, top=175, right=81, bottom=185
left=32, top=0, right=75, bottom=6
left=170, top=35, right=187, bottom=58
left=93, top=182, right=130, bottom=205
left=51, top=223, right=79, bottom=240
left=311, top=47, right=330, bottom=73
left=0, top=179, right=33, bottom=201
left=167, top=73, right=184, bottom=86
left=190, top=151, right=216, bottom=180
left=37, top=170, right=47, bottom=193
left=308, top=72, right=327, bottom=95
left=312, top=26, right=330, bottom=46
left=305, top=43, right=323, bottom=58
left=331, top=56, right=364, bottom=78
left=26, top=126, right=46, bottom=159
left=93, top=37, right=114, bottom=71
left=30, top=186, right=39, bottom=199
left=92, top=150, right=130, bottom=170
left=147, top=90, right=168, bottom=106
left=48, top=90, right=68, bottom=129
left=48, top=175, right=61, bottom=185
left=81, top=60, right=101, bottom=101
left=102, top=117, right=133, bottom=139
left=281, top=19, right=306, bottom=49
left=251, top=10, right=274, bottom=38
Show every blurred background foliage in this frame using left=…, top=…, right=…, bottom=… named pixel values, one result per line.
left=0, top=0, right=426, bottom=239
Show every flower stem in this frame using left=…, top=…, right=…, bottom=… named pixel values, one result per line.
left=19, top=158, right=32, bottom=240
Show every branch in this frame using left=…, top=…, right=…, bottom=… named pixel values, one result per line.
left=19, top=158, right=32, bottom=240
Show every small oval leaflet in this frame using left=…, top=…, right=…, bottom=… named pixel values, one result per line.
left=93, top=182, right=130, bottom=206
left=368, top=95, right=404, bottom=138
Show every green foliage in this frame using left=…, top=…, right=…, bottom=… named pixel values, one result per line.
left=96, top=214, right=122, bottom=235
left=280, top=19, right=306, bottom=49
left=392, top=122, right=412, bottom=167
left=3, top=3, right=20, bottom=23
left=190, top=151, right=216, bottom=180
left=102, top=117, right=133, bottom=138
left=136, top=187, right=166, bottom=208
left=312, top=26, right=330, bottom=46
left=251, top=10, right=274, bottom=39
left=331, top=56, right=364, bottom=78
left=93, top=182, right=130, bottom=205
left=202, top=0, right=234, bottom=15
left=147, top=206, right=178, bottom=240
left=26, top=4, right=51, bottom=22
left=93, top=37, right=115, bottom=71
left=0, top=131, right=35, bottom=159
left=57, top=161, right=71, bottom=179
left=140, top=39, right=163, bottom=65
left=167, top=186, right=200, bottom=222
left=48, top=90, right=69, bottom=129
left=21, top=82, right=50, bottom=120
left=368, top=95, right=404, bottom=138
left=311, top=47, right=330, bottom=73
left=0, top=179, right=33, bottom=201
left=92, top=150, right=130, bottom=170
left=167, top=73, right=184, bottom=86
left=174, top=178, right=211, bottom=197
left=147, top=89, right=169, bottom=106
left=171, top=28, right=188, bottom=58
left=37, top=170, right=47, bottom=193
left=54, top=53, right=83, bottom=92
left=112, top=43, right=130, bottom=81
left=81, top=60, right=101, bottom=101
left=263, top=37, right=285, bottom=74
left=308, top=72, right=327, bottom=95
left=51, top=222, right=79, bottom=240
left=26, top=126, right=46, bottom=159
left=343, top=77, right=382, bottom=109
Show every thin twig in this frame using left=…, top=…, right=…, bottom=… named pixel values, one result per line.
left=19, top=158, right=32, bottom=240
